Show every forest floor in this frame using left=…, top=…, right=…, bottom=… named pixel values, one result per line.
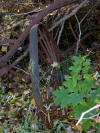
left=0, top=0, right=100, bottom=132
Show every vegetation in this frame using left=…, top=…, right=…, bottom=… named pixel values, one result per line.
left=54, top=55, right=100, bottom=130
left=0, top=0, right=100, bottom=132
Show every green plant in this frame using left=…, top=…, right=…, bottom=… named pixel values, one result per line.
left=0, top=88, right=6, bottom=100
left=50, top=120, right=67, bottom=133
left=54, top=55, right=100, bottom=130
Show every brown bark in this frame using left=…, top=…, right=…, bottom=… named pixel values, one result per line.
left=0, top=0, right=78, bottom=67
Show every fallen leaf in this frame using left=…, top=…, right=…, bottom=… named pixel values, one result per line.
left=1, top=46, right=7, bottom=52
left=32, top=98, right=36, bottom=105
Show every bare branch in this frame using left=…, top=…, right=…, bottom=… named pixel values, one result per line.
left=76, top=104, right=100, bottom=126
left=75, top=14, right=81, bottom=55
left=49, top=0, right=88, bottom=31
left=57, top=21, right=65, bottom=45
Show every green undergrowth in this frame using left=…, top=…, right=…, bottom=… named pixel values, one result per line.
left=0, top=55, right=100, bottom=132
left=54, top=54, right=100, bottom=131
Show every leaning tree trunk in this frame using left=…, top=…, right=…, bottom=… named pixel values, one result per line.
left=29, top=24, right=42, bottom=109
left=29, top=25, right=51, bottom=128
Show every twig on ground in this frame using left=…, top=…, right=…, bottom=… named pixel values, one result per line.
left=76, top=104, right=100, bottom=126
left=10, top=9, right=40, bottom=17
left=0, top=20, right=24, bottom=34
left=9, top=49, right=29, bottom=69
left=83, top=112, right=100, bottom=120
left=13, top=66, right=30, bottom=75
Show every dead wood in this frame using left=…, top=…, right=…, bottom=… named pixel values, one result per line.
left=0, top=0, right=79, bottom=68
